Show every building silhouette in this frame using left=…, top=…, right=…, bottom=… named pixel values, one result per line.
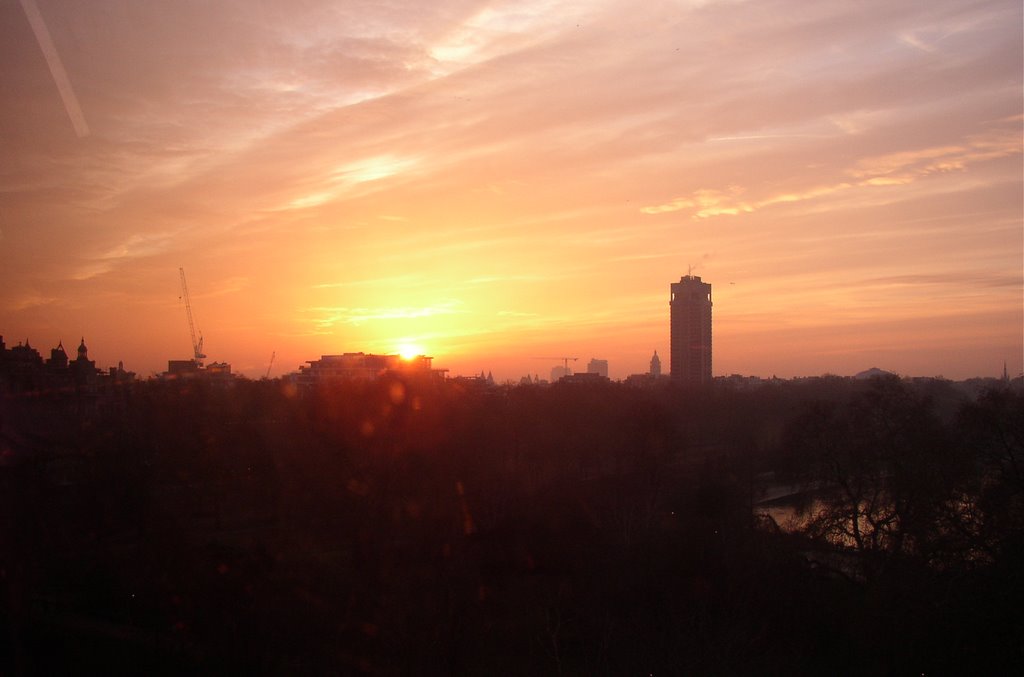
left=296, top=352, right=438, bottom=386
left=550, top=365, right=571, bottom=382
left=0, top=337, right=43, bottom=392
left=165, top=359, right=233, bottom=380
left=48, top=341, right=69, bottom=372
left=1, top=335, right=132, bottom=396
left=70, top=337, right=97, bottom=387
left=587, top=358, right=609, bottom=378
left=649, top=350, right=661, bottom=377
left=670, top=275, right=712, bottom=384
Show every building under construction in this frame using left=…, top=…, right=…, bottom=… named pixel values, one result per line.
left=165, top=268, right=232, bottom=379
left=296, top=353, right=438, bottom=386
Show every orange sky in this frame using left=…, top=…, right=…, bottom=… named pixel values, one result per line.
left=1, top=0, right=1021, bottom=381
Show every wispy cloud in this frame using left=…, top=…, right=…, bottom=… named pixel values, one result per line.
left=640, top=197, right=695, bottom=215
left=427, top=0, right=599, bottom=69
left=203, top=276, right=251, bottom=298
left=312, top=275, right=424, bottom=290
left=282, top=154, right=421, bottom=210
left=302, top=301, right=466, bottom=329
left=851, top=126, right=1022, bottom=182
left=71, top=232, right=176, bottom=281
left=641, top=184, right=849, bottom=219
left=642, top=117, right=1022, bottom=221
left=9, top=292, right=59, bottom=312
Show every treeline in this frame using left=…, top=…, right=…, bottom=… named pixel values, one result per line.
left=1, top=375, right=1021, bottom=674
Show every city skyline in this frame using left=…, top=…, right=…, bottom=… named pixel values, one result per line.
left=2, top=325, right=1017, bottom=385
left=2, top=0, right=1021, bottom=381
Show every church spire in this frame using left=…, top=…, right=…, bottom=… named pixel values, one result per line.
left=649, top=349, right=662, bottom=378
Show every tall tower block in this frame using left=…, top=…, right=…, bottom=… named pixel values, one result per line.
left=670, top=275, right=712, bottom=384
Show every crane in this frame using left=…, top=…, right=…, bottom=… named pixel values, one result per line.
left=534, top=356, right=579, bottom=375
left=179, top=267, right=206, bottom=367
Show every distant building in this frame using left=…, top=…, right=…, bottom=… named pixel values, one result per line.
left=587, top=358, right=609, bottom=378
left=451, top=374, right=487, bottom=388
left=560, top=372, right=609, bottom=385
left=108, top=361, right=136, bottom=384
left=70, top=338, right=98, bottom=387
left=164, top=358, right=233, bottom=380
left=167, top=360, right=202, bottom=377
left=670, top=275, right=712, bottom=384
left=624, top=373, right=655, bottom=387
left=649, top=350, right=661, bottom=377
left=205, top=362, right=233, bottom=377
left=1, top=335, right=132, bottom=395
left=48, top=341, right=69, bottom=372
left=551, top=365, right=574, bottom=382
left=0, top=337, right=44, bottom=392
left=716, top=373, right=765, bottom=389
left=853, top=367, right=895, bottom=380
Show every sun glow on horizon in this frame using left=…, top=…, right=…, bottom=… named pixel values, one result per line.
left=397, top=342, right=426, bottom=360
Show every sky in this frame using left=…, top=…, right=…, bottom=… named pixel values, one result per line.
left=1, top=0, right=1021, bottom=381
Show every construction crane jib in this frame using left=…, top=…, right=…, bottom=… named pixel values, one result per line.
left=179, top=267, right=206, bottom=366
left=535, top=356, right=579, bottom=373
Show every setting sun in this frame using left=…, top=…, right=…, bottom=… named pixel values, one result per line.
left=397, top=343, right=426, bottom=360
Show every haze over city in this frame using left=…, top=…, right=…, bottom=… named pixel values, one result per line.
left=2, top=0, right=1021, bottom=381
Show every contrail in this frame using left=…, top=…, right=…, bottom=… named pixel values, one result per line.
left=707, top=134, right=824, bottom=142
left=19, top=0, right=89, bottom=137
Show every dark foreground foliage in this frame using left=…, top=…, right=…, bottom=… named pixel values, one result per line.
left=1, top=375, right=1021, bottom=674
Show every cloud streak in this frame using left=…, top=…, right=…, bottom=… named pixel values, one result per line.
left=302, top=301, right=466, bottom=329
